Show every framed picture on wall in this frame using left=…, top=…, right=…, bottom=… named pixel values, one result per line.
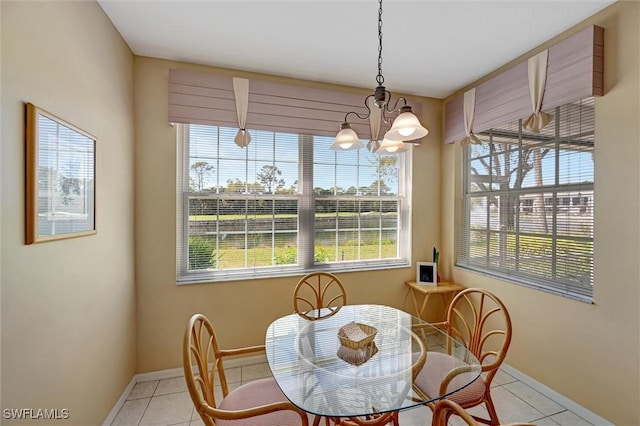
left=25, top=103, right=96, bottom=244
left=416, top=262, right=437, bottom=286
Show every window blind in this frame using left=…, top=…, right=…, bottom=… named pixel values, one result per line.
left=457, top=98, right=595, bottom=301
left=445, top=25, right=603, bottom=144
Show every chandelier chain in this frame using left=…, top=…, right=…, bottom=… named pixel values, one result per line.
left=376, top=0, right=384, bottom=86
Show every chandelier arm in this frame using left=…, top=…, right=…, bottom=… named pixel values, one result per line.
left=381, top=110, right=392, bottom=126
left=384, top=96, right=409, bottom=114
left=344, top=94, right=374, bottom=122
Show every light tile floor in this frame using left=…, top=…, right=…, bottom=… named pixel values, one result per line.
left=111, top=362, right=596, bottom=426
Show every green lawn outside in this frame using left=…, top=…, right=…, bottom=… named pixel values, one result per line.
left=212, top=243, right=397, bottom=269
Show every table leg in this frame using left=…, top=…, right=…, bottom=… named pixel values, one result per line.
left=410, top=287, right=432, bottom=320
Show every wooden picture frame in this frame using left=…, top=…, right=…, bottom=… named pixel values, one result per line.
left=25, top=103, right=96, bottom=244
left=416, top=262, right=437, bottom=286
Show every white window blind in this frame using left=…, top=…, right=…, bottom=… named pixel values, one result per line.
left=177, top=124, right=411, bottom=283
left=457, top=98, right=595, bottom=301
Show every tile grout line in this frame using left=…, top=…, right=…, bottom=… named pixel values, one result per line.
left=134, top=381, right=158, bottom=426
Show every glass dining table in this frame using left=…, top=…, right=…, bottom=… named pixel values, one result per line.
left=265, top=304, right=482, bottom=424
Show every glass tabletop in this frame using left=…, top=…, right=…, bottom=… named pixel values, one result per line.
left=265, top=304, right=481, bottom=418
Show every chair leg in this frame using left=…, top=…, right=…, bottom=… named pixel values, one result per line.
left=484, top=392, right=501, bottom=426
left=312, top=415, right=328, bottom=426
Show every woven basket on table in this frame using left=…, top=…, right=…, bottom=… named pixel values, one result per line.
left=338, top=322, right=377, bottom=350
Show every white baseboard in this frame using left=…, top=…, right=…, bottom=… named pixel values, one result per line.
left=501, top=363, right=613, bottom=426
left=104, top=357, right=612, bottom=426
left=102, top=375, right=137, bottom=426
left=103, top=354, right=267, bottom=425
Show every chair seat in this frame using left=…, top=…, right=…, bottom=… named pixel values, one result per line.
left=414, top=352, right=485, bottom=406
left=216, top=377, right=306, bottom=426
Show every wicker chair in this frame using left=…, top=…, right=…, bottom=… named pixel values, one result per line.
left=433, top=399, right=536, bottom=426
left=183, top=313, right=309, bottom=426
left=293, top=272, right=347, bottom=320
left=413, top=288, right=512, bottom=425
left=330, top=412, right=398, bottom=426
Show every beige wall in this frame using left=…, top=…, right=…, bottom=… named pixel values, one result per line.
left=133, top=56, right=443, bottom=372
left=441, top=2, right=639, bottom=424
left=2, top=1, right=635, bottom=425
left=0, top=0, right=4, bottom=411
left=0, top=2, right=136, bottom=425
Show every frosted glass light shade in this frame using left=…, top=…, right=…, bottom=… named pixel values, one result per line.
left=384, top=108, right=429, bottom=142
left=375, top=138, right=409, bottom=154
left=331, top=123, right=363, bottom=150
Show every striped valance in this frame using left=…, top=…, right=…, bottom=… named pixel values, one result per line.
left=169, top=69, right=422, bottom=140
left=444, top=25, right=604, bottom=144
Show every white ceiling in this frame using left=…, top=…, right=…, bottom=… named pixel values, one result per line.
left=98, top=0, right=615, bottom=99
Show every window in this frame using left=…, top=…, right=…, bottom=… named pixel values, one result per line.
left=177, top=124, right=411, bottom=283
left=457, top=98, right=595, bottom=301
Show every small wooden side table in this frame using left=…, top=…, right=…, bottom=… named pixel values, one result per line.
left=405, top=281, right=465, bottom=322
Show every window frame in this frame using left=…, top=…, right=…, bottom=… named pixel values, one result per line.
left=176, top=125, right=412, bottom=284
left=456, top=100, right=595, bottom=302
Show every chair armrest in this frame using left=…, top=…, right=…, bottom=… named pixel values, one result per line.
left=438, top=364, right=480, bottom=397
left=202, top=401, right=309, bottom=425
left=219, top=344, right=266, bottom=357
left=431, top=321, right=448, bottom=328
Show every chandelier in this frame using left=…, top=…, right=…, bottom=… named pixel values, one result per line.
left=331, top=0, right=428, bottom=154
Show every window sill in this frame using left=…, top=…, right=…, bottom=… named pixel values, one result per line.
left=453, top=264, right=594, bottom=304
left=178, top=260, right=411, bottom=285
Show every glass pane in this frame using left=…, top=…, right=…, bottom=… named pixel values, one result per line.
left=381, top=229, right=398, bottom=258
left=246, top=130, right=275, bottom=162
left=376, top=155, right=400, bottom=196
left=315, top=230, right=336, bottom=262
left=490, top=144, right=515, bottom=189
left=189, top=125, right=218, bottom=161
left=468, top=230, right=487, bottom=262
left=313, top=136, right=335, bottom=162
left=218, top=127, right=246, bottom=160
left=218, top=159, right=247, bottom=192
left=360, top=228, right=381, bottom=260
left=274, top=161, right=298, bottom=194
left=468, top=143, right=490, bottom=160
left=556, top=239, right=593, bottom=286
left=189, top=159, right=217, bottom=192
left=469, top=195, right=488, bottom=229
left=469, top=158, right=489, bottom=193
left=249, top=162, right=284, bottom=194
left=520, top=143, right=556, bottom=189
left=358, top=165, right=379, bottom=195
left=381, top=200, right=398, bottom=228
left=273, top=233, right=298, bottom=265
left=314, top=164, right=336, bottom=194
left=336, top=165, right=358, bottom=194
left=337, top=230, right=359, bottom=261
left=315, top=200, right=337, bottom=228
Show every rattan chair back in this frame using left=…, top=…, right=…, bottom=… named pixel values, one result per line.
left=293, top=272, right=347, bottom=320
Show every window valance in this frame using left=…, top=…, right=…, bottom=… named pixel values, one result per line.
left=168, top=69, right=422, bottom=140
left=444, top=25, right=603, bottom=144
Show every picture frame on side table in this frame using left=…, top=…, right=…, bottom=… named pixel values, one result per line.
left=416, top=262, right=437, bottom=286
left=25, top=103, right=96, bottom=244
